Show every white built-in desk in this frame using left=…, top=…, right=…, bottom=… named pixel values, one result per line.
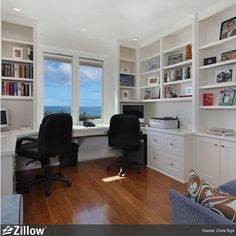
left=1, top=124, right=109, bottom=195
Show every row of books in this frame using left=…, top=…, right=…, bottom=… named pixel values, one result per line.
left=207, top=128, right=234, bottom=136
left=2, top=81, right=33, bottom=97
left=2, top=63, right=33, bottom=79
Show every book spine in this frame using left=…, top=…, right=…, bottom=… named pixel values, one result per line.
left=19, top=65, right=23, bottom=78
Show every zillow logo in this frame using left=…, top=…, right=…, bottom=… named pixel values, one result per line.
left=2, top=226, right=46, bottom=236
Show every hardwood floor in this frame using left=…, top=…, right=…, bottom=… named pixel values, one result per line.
left=17, top=158, right=186, bottom=224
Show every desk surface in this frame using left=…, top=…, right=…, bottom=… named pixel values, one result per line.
left=1, top=124, right=109, bottom=156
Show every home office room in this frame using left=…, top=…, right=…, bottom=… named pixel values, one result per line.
left=1, top=0, right=236, bottom=235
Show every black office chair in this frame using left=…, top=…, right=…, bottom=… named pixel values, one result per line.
left=107, top=114, right=142, bottom=177
left=16, top=113, right=73, bottom=197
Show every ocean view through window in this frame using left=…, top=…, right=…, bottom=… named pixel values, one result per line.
left=44, top=53, right=72, bottom=115
left=79, top=58, right=103, bottom=120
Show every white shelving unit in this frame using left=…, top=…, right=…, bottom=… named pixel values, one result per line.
left=200, top=106, right=236, bottom=110
left=199, top=59, right=236, bottom=70
left=1, top=16, right=37, bottom=129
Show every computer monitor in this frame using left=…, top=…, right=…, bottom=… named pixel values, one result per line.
left=1, top=108, right=10, bottom=130
left=122, top=104, right=144, bottom=123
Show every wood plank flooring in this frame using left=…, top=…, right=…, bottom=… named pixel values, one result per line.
left=17, top=158, right=186, bottom=224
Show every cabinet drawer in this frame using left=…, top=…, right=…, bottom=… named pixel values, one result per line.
left=149, top=133, right=165, bottom=149
left=165, top=154, right=182, bottom=179
left=166, top=135, right=184, bottom=155
left=148, top=148, right=165, bottom=171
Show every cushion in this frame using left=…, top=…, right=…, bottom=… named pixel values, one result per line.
left=187, top=169, right=236, bottom=223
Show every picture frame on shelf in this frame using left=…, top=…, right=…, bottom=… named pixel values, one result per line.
left=185, top=87, right=192, bottom=96
left=204, top=57, right=216, bottom=66
left=147, top=76, right=160, bottom=85
left=220, top=16, right=236, bottom=40
left=221, top=50, right=236, bottom=62
left=120, top=67, right=130, bottom=74
left=218, top=88, right=236, bottom=106
left=216, top=67, right=233, bottom=83
left=121, top=90, right=129, bottom=100
left=120, top=74, right=135, bottom=87
left=203, top=93, right=214, bottom=106
left=148, top=58, right=160, bottom=71
left=13, top=47, right=23, bottom=60
left=168, top=53, right=182, bottom=65
left=175, top=68, right=183, bottom=81
left=183, top=66, right=191, bottom=79
left=185, top=44, right=192, bottom=61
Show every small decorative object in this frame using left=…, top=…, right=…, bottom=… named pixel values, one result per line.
left=28, top=47, right=33, bottom=61
left=204, top=57, right=217, bottom=65
left=185, top=44, right=192, bottom=60
left=216, top=67, right=233, bottom=83
left=186, top=87, right=192, bottom=96
left=148, top=58, right=160, bottom=71
left=169, top=70, right=175, bottom=81
left=148, top=76, right=159, bottom=85
left=144, top=90, right=151, bottom=99
left=183, top=66, right=191, bottom=79
left=120, top=74, right=135, bottom=87
left=221, top=50, right=236, bottom=61
left=175, top=68, right=183, bottom=81
left=218, top=88, right=236, bottom=106
left=203, top=93, right=214, bottom=106
left=121, top=90, right=129, bottom=100
left=220, top=17, right=236, bottom=40
left=168, top=54, right=182, bottom=65
left=165, top=86, right=177, bottom=98
left=120, top=68, right=130, bottom=74
left=13, top=47, right=23, bottom=60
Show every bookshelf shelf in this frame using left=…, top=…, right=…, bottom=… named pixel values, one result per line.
left=1, top=95, right=34, bottom=100
left=163, top=60, right=192, bottom=70
left=199, top=82, right=236, bottom=90
left=120, top=58, right=136, bottom=63
left=2, top=77, right=33, bottom=82
left=200, top=106, right=236, bottom=110
left=200, top=59, right=236, bottom=70
left=2, top=37, right=33, bottom=45
left=163, top=78, right=192, bottom=86
left=161, top=97, right=192, bottom=102
left=140, top=84, right=160, bottom=89
left=2, top=57, right=34, bottom=64
left=199, top=36, right=236, bottom=50
left=163, top=41, right=192, bottom=54
left=140, top=68, right=160, bottom=76
left=120, top=72, right=135, bottom=76
left=120, top=86, right=136, bottom=89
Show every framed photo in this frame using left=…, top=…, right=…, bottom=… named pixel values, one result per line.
left=144, top=90, right=151, bottom=99
left=204, top=57, right=216, bottom=65
left=121, top=90, right=129, bottom=100
left=186, top=87, right=192, bottom=96
left=148, top=58, right=160, bottom=71
left=120, top=67, right=130, bottom=74
left=218, top=88, right=236, bottom=106
left=168, top=54, right=182, bottom=65
left=120, top=74, right=135, bottom=87
left=216, top=67, right=233, bottom=83
left=13, top=47, right=23, bottom=60
left=148, top=76, right=159, bottom=85
left=220, top=17, right=236, bottom=40
left=221, top=50, right=236, bottom=61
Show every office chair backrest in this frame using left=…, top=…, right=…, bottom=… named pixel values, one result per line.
left=109, top=114, right=141, bottom=150
left=38, top=113, right=73, bottom=158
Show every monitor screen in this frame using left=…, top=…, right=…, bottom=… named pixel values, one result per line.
left=122, top=105, right=144, bottom=119
left=1, top=110, right=7, bottom=125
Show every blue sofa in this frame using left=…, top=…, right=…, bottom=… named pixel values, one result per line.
left=169, top=180, right=236, bottom=224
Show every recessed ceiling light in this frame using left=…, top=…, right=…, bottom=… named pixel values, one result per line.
left=132, top=38, right=138, bottom=41
left=81, top=28, right=87, bottom=32
left=13, top=7, right=21, bottom=12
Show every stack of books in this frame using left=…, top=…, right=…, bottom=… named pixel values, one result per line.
left=207, top=128, right=234, bottom=136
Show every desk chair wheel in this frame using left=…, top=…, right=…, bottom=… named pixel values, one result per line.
left=106, top=166, right=111, bottom=171
left=66, top=181, right=72, bottom=187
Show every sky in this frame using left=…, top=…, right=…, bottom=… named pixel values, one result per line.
left=44, top=60, right=102, bottom=107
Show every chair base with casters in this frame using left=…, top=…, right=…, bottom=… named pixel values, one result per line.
left=106, top=150, right=141, bottom=177
left=23, top=159, right=72, bottom=197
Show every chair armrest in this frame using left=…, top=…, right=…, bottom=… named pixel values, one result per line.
left=169, top=190, right=234, bottom=224
left=219, top=180, right=236, bottom=196
left=16, top=137, right=38, bottom=155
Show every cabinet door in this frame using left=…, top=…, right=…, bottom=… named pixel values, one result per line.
left=195, top=137, right=220, bottom=186
left=220, top=140, right=236, bottom=184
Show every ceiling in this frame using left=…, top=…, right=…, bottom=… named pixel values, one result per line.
left=2, top=0, right=236, bottom=49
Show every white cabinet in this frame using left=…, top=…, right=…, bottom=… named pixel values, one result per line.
left=147, top=129, right=193, bottom=183
left=220, top=140, right=236, bottom=184
left=195, top=136, right=236, bottom=186
left=195, top=137, right=220, bottom=186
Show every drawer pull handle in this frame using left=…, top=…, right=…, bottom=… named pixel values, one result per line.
left=215, top=144, right=218, bottom=147
left=170, top=163, right=173, bottom=166
left=221, top=145, right=224, bottom=148
left=154, top=139, right=157, bottom=142
left=170, top=143, right=174, bottom=146
left=153, top=156, right=157, bottom=159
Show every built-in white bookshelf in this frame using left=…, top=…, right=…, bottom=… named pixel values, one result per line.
left=197, top=5, right=236, bottom=133
left=1, top=16, right=37, bottom=129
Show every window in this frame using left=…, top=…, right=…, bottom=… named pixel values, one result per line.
left=79, top=58, right=103, bottom=120
left=44, top=53, right=72, bottom=115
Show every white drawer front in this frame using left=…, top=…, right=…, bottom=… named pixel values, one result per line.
left=166, top=135, right=184, bottom=155
left=148, top=148, right=165, bottom=171
left=149, top=133, right=166, bottom=149
left=165, top=154, right=183, bottom=179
